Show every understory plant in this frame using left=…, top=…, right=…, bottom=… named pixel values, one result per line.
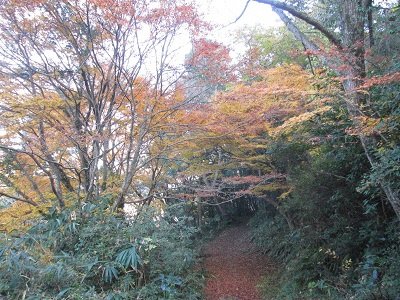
left=0, top=200, right=203, bottom=299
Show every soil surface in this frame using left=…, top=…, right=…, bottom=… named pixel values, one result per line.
left=203, top=224, right=276, bottom=300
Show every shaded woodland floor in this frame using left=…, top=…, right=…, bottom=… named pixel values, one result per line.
left=203, top=223, right=277, bottom=300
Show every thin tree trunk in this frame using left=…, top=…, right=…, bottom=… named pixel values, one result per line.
left=196, top=196, right=203, bottom=229
left=38, top=122, right=65, bottom=208
left=113, top=124, right=147, bottom=210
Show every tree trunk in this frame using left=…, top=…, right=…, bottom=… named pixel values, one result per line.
left=113, top=124, right=147, bottom=210
left=195, top=196, right=203, bottom=230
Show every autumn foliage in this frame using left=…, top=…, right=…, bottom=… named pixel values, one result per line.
left=0, top=0, right=210, bottom=224
left=0, top=0, right=400, bottom=299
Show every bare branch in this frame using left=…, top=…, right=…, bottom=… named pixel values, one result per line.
left=0, top=191, right=38, bottom=207
left=230, top=0, right=251, bottom=25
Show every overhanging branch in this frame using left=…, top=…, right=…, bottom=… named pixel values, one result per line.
left=253, top=0, right=342, bottom=49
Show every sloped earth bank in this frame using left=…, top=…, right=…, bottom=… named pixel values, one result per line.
left=203, top=224, right=277, bottom=300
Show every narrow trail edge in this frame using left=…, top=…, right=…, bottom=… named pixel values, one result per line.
left=203, top=224, right=277, bottom=300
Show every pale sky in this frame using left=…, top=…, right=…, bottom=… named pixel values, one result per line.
left=199, top=0, right=280, bottom=27
left=196, top=0, right=282, bottom=59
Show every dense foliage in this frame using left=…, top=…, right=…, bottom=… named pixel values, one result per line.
left=0, top=201, right=202, bottom=299
left=249, top=96, right=400, bottom=298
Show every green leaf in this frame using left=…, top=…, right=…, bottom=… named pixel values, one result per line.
left=103, top=264, right=119, bottom=283
left=115, top=245, right=142, bottom=270
left=56, top=288, right=71, bottom=299
left=67, top=222, right=79, bottom=233
left=84, top=256, right=99, bottom=272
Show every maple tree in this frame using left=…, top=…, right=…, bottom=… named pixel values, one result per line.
left=0, top=0, right=208, bottom=217
left=186, top=38, right=234, bottom=86
left=172, top=64, right=333, bottom=227
left=183, top=38, right=235, bottom=105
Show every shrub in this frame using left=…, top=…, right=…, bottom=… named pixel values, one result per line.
left=0, top=201, right=203, bottom=299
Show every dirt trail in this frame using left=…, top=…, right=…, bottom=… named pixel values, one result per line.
left=203, top=224, right=276, bottom=300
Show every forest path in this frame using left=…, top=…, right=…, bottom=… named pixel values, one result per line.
left=203, top=223, right=276, bottom=300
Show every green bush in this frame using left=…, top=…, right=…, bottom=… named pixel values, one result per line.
left=0, top=201, right=203, bottom=299
left=249, top=136, right=400, bottom=299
